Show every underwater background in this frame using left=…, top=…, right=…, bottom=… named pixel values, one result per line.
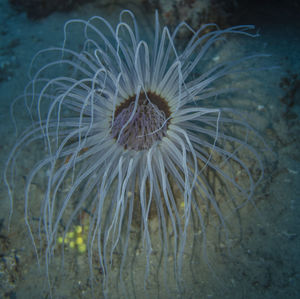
left=0, top=0, right=299, bottom=298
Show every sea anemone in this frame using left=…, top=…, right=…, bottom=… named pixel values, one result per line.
left=5, top=10, right=265, bottom=297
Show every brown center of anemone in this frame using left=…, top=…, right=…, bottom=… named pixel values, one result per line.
left=111, top=91, right=171, bottom=151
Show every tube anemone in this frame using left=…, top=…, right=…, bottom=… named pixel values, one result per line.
left=5, top=10, right=265, bottom=297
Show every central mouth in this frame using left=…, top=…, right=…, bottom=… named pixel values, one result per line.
left=111, top=91, right=171, bottom=151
